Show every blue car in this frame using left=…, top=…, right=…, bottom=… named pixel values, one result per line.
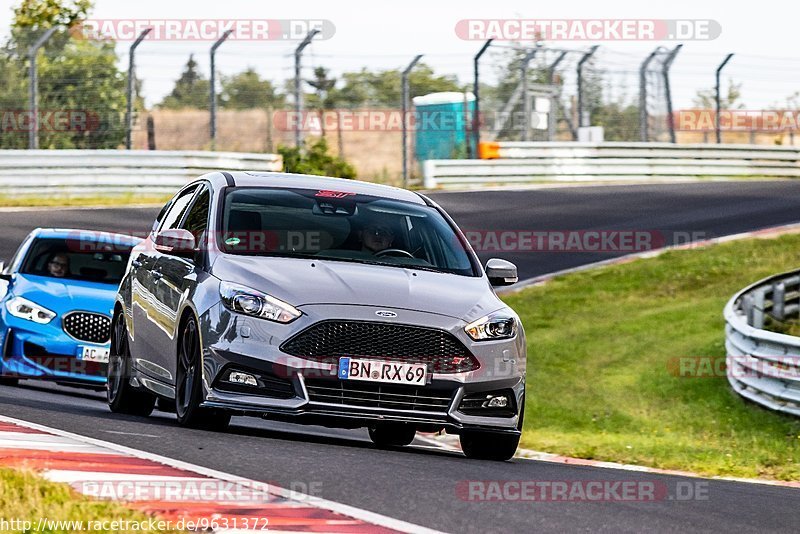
left=0, top=229, right=141, bottom=388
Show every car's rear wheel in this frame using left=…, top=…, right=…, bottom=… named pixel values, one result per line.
left=175, top=316, right=230, bottom=431
left=107, top=313, right=155, bottom=416
left=368, top=422, right=417, bottom=448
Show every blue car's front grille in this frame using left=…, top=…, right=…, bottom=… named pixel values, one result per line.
left=62, top=312, right=111, bottom=344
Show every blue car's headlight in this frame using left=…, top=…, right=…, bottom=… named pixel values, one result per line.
left=219, top=281, right=301, bottom=323
left=465, top=312, right=517, bottom=341
left=5, top=296, right=56, bottom=324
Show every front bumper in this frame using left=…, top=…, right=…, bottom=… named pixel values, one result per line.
left=191, top=302, right=527, bottom=433
left=0, top=315, right=108, bottom=385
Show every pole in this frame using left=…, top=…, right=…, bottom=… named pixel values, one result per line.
left=472, top=39, right=492, bottom=157
left=662, top=44, right=683, bottom=143
left=576, top=45, right=599, bottom=130
left=294, top=29, right=320, bottom=148
left=639, top=47, right=661, bottom=142
left=126, top=28, right=152, bottom=150
left=27, top=26, right=58, bottom=149
left=547, top=51, right=568, bottom=141
left=210, top=29, right=233, bottom=151
left=521, top=49, right=537, bottom=141
left=402, top=54, right=423, bottom=188
left=715, top=53, right=734, bottom=144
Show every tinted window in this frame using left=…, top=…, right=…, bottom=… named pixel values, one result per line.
left=159, top=186, right=197, bottom=232
left=20, top=237, right=135, bottom=285
left=182, top=187, right=210, bottom=237
left=220, top=188, right=476, bottom=276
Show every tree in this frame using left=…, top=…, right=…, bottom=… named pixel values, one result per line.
left=1, top=0, right=126, bottom=149
left=329, top=64, right=461, bottom=108
left=159, top=55, right=210, bottom=109
left=220, top=68, right=283, bottom=109
left=693, top=80, right=745, bottom=109
left=278, top=137, right=356, bottom=179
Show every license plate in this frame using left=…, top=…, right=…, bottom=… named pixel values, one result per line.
left=77, top=346, right=110, bottom=363
left=338, top=357, right=427, bottom=385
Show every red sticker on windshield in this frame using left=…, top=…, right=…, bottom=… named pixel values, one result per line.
left=316, top=190, right=356, bottom=199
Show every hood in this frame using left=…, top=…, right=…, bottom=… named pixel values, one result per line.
left=8, top=274, right=118, bottom=317
left=211, top=256, right=505, bottom=322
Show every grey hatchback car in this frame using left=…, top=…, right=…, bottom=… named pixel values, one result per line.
left=109, top=172, right=526, bottom=460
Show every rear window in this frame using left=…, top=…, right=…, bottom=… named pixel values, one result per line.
left=20, top=237, right=135, bottom=285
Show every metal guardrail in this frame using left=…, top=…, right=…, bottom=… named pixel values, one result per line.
left=724, top=269, right=800, bottom=416
left=0, top=150, right=283, bottom=195
left=423, top=142, right=800, bottom=188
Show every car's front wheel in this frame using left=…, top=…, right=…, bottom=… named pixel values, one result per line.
left=107, top=313, right=155, bottom=416
left=175, top=316, right=230, bottom=431
left=461, top=398, right=523, bottom=461
left=368, top=422, right=417, bottom=448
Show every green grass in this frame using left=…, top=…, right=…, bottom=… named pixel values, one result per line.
left=505, top=233, right=800, bottom=480
left=0, top=193, right=171, bottom=208
left=0, top=468, right=181, bottom=532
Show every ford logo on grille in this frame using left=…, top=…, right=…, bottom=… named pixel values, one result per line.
left=375, top=310, right=397, bottom=318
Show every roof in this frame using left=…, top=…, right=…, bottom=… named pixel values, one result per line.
left=32, top=228, right=143, bottom=246
left=198, top=172, right=426, bottom=205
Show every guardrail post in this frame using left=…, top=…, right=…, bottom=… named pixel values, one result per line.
left=773, top=282, right=786, bottom=321
left=752, top=289, right=765, bottom=329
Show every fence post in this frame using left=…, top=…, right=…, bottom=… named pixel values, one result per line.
left=27, top=27, right=58, bottom=150
left=715, top=53, right=735, bottom=144
left=576, top=45, right=599, bottom=130
left=472, top=39, right=493, bottom=157
left=126, top=28, right=152, bottom=150
left=521, top=49, right=537, bottom=141
left=294, top=29, right=320, bottom=148
left=402, top=54, right=423, bottom=188
left=210, top=29, right=233, bottom=151
left=663, top=44, right=683, bottom=144
left=639, top=47, right=661, bottom=142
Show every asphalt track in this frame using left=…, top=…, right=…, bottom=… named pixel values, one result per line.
left=2, top=181, right=800, bottom=533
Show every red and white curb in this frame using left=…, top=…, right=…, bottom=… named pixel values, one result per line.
left=0, top=415, right=443, bottom=533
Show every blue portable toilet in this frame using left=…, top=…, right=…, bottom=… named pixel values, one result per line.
left=412, top=92, right=476, bottom=161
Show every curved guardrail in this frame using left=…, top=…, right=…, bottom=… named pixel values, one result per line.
left=0, top=150, right=282, bottom=195
left=724, top=269, right=800, bottom=416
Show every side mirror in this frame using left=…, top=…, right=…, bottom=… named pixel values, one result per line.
left=0, top=260, right=10, bottom=283
left=154, top=229, right=196, bottom=258
left=485, top=258, right=518, bottom=287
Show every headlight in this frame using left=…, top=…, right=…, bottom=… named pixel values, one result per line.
left=5, top=296, right=56, bottom=324
left=219, top=281, right=301, bottom=323
left=465, top=312, right=517, bottom=341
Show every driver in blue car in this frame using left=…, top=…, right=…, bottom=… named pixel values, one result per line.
left=47, top=253, right=70, bottom=278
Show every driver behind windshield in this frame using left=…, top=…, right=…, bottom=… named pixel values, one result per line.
left=359, top=223, right=396, bottom=254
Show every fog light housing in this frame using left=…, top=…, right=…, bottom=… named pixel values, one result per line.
left=483, top=395, right=508, bottom=408
left=228, top=371, right=258, bottom=386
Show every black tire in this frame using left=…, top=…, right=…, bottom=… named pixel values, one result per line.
left=157, top=397, right=176, bottom=413
left=175, top=316, right=230, bottom=431
left=368, top=423, right=417, bottom=448
left=460, top=397, right=524, bottom=461
left=460, top=431, right=520, bottom=461
left=0, top=376, right=18, bottom=387
left=107, top=313, right=155, bottom=417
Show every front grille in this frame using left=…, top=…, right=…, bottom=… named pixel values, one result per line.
left=281, top=321, right=480, bottom=373
left=304, top=378, right=454, bottom=413
left=62, top=312, right=111, bottom=344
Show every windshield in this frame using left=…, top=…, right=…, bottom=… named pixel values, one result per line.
left=20, top=237, right=135, bottom=285
left=220, top=187, right=477, bottom=276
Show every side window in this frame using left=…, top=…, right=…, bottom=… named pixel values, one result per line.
left=158, top=186, right=198, bottom=232
left=182, top=186, right=210, bottom=238
left=152, top=199, right=173, bottom=233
